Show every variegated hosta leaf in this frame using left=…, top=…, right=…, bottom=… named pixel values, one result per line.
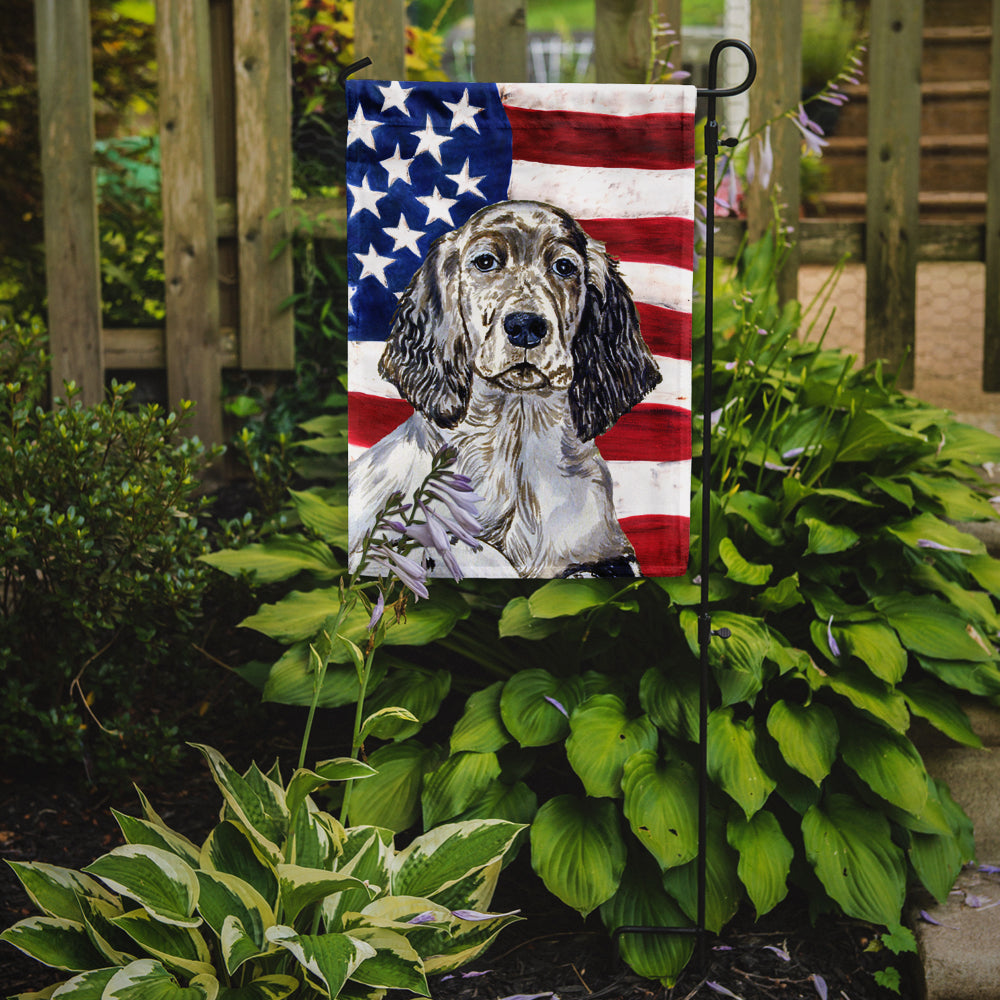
left=0, top=916, right=107, bottom=971
left=200, top=822, right=278, bottom=910
left=4, top=861, right=118, bottom=922
left=46, top=966, right=118, bottom=997
left=285, top=760, right=375, bottom=823
left=706, top=707, right=776, bottom=819
left=450, top=681, right=511, bottom=754
left=566, top=695, right=658, bottom=799
left=265, top=926, right=375, bottom=998
left=288, top=802, right=344, bottom=870
left=112, top=810, right=201, bottom=868
left=102, top=959, right=218, bottom=999
left=195, top=871, right=274, bottom=973
left=77, top=894, right=136, bottom=966
left=421, top=751, right=501, bottom=829
left=726, top=811, right=793, bottom=918
left=83, top=846, right=200, bottom=928
left=529, top=795, right=626, bottom=917
left=621, top=751, right=699, bottom=871
left=276, top=864, right=375, bottom=925
left=323, top=829, right=393, bottom=931
left=214, top=974, right=300, bottom=999
left=110, top=908, right=214, bottom=978
left=391, top=820, right=524, bottom=901
left=424, top=860, right=501, bottom=916
left=802, top=793, right=906, bottom=926
left=421, top=907, right=522, bottom=975
left=345, top=926, right=429, bottom=995
left=765, top=700, right=838, bottom=786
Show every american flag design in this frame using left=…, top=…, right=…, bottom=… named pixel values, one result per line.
left=346, top=80, right=695, bottom=577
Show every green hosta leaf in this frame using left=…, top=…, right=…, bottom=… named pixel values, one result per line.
left=195, top=871, right=273, bottom=974
left=111, top=909, right=214, bottom=978
left=83, top=846, right=200, bottom=928
left=765, top=700, right=838, bottom=786
left=755, top=573, right=804, bottom=614
left=839, top=718, right=929, bottom=816
left=0, top=916, right=107, bottom=971
left=911, top=562, right=1000, bottom=633
left=835, top=410, right=927, bottom=463
left=450, top=682, right=511, bottom=754
left=661, top=811, right=741, bottom=933
left=277, top=865, right=374, bottom=925
left=346, top=926, right=429, bottom=994
left=421, top=751, right=502, bottom=828
left=727, top=811, right=793, bottom=917
left=347, top=740, right=441, bottom=832
left=497, top=596, right=564, bottom=639
left=639, top=665, right=699, bottom=742
left=724, top=490, right=784, bottom=546
left=103, top=959, right=218, bottom=1000
left=527, top=579, right=622, bottom=617
left=599, top=853, right=694, bottom=987
left=707, top=708, right=776, bottom=818
left=112, top=812, right=201, bottom=868
left=265, top=926, right=375, bottom=997
left=909, top=822, right=966, bottom=905
left=866, top=474, right=914, bottom=509
left=260, top=643, right=388, bottom=709
left=681, top=611, right=770, bottom=706
left=901, top=680, right=982, bottom=748
left=393, top=820, right=524, bottom=901
left=5, top=862, right=118, bottom=923
left=565, top=695, right=657, bottom=798
left=453, top=779, right=538, bottom=827
left=621, top=751, right=698, bottom=870
left=874, top=594, right=995, bottom=662
left=802, top=793, right=906, bottom=926
left=216, top=975, right=299, bottom=1000
left=835, top=621, right=907, bottom=684
left=530, top=795, right=626, bottom=917
left=810, top=661, right=910, bottom=732
left=906, top=473, right=998, bottom=522
left=288, top=488, right=349, bottom=547
left=935, top=421, right=1000, bottom=464
left=362, top=667, right=451, bottom=740
left=499, top=670, right=584, bottom=747
left=886, top=512, right=985, bottom=557
left=200, top=822, right=278, bottom=910
left=200, top=535, right=340, bottom=584
left=718, top=537, right=772, bottom=585
left=967, top=553, right=1000, bottom=597
left=916, top=655, right=1000, bottom=697
left=803, top=517, right=859, bottom=556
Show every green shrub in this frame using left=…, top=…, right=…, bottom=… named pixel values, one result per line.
left=0, top=317, right=220, bottom=783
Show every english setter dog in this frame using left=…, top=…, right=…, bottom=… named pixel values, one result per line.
left=349, top=199, right=661, bottom=578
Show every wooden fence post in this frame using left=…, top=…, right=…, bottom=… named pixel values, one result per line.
left=34, top=0, right=104, bottom=405
left=233, top=0, right=294, bottom=370
left=983, top=0, right=1000, bottom=390
left=474, top=0, right=527, bottom=82
left=354, top=0, right=406, bottom=79
left=746, top=0, right=801, bottom=305
left=157, top=0, right=223, bottom=445
left=864, top=0, right=923, bottom=389
left=594, top=0, right=652, bottom=84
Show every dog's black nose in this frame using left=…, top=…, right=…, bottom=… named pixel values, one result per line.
left=504, top=312, right=547, bottom=349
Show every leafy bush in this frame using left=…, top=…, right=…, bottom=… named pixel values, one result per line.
left=1, top=743, right=524, bottom=998
left=0, top=317, right=220, bottom=783
left=207, top=234, right=1000, bottom=985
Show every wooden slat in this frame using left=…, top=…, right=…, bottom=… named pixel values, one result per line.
left=983, top=0, right=1000, bottom=390
left=34, top=0, right=103, bottom=404
left=103, top=328, right=238, bottom=369
left=747, top=0, right=801, bottom=304
left=594, top=0, right=651, bottom=84
left=474, top=0, right=527, bottom=82
left=157, top=0, right=223, bottom=444
left=354, top=0, right=406, bottom=80
left=233, top=0, right=294, bottom=369
left=864, top=0, right=923, bottom=389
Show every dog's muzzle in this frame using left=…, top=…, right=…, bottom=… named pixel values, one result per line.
left=504, top=311, right=547, bottom=349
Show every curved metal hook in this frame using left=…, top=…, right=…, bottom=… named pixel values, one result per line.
left=337, top=57, right=373, bottom=90
left=697, top=39, right=756, bottom=98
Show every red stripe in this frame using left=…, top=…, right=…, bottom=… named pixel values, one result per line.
left=579, top=217, right=694, bottom=269
left=620, top=514, right=690, bottom=577
left=506, top=106, right=694, bottom=171
left=637, top=303, right=691, bottom=361
left=596, top=404, right=691, bottom=462
left=349, top=393, right=412, bottom=447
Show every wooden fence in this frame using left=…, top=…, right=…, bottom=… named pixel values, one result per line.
left=33, top=0, right=1000, bottom=445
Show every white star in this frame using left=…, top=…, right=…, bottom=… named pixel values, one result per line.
left=377, top=80, right=411, bottom=115
left=355, top=244, right=394, bottom=286
left=443, top=89, right=484, bottom=133
left=347, top=283, right=357, bottom=316
left=383, top=213, right=425, bottom=256
left=411, top=115, right=452, bottom=164
left=447, top=158, right=486, bottom=199
left=380, top=144, right=415, bottom=186
left=347, top=174, right=386, bottom=218
left=347, top=105, right=380, bottom=149
left=416, top=186, right=459, bottom=227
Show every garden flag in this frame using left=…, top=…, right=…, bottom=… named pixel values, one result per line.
left=347, top=80, right=696, bottom=579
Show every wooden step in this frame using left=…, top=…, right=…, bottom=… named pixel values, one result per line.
left=922, top=25, right=993, bottom=83
left=922, top=0, right=991, bottom=28
left=831, top=80, right=991, bottom=137
left=812, top=190, right=987, bottom=223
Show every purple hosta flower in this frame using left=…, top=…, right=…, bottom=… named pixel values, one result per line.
left=396, top=503, right=465, bottom=581
left=544, top=695, right=569, bottom=718
left=497, top=994, right=558, bottom=1000
left=367, top=544, right=429, bottom=600
left=791, top=104, right=829, bottom=157
left=812, top=974, right=828, bottom=1000
left=979, top=864, right=1000, bottom=874
left=707, top=983, right=742, bottom=999
left=451, top=908, right=521, bottom=921
left=827, top=616, right=842, bottom=657
left=441, top=970, right=493, bottom=981
left=747, top=125, right=774, bottom=191
left=917, top=538, right=973, bottom=555
left=424, top=474, right=484, bottom=547
left=763, top=944, right=791, bottom=962
left=715, top=156, right=742, bottom=216
left=919, top=909, right=958, bottom=929
left=367, top=589, right=385, bottom=631
left=407, top=911, right=438, bottom=925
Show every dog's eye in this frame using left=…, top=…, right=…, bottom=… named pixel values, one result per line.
left=471, top=252, right=500, bottom=272
left=553, top=257, right=578, bottom=278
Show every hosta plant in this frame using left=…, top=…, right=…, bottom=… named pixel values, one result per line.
left=1, top=744, right=523, bottom=999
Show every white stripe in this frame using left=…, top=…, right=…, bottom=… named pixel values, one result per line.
left=610, top=459, right=691, bottom=520
left=648, top=357, right=692, bottom=410
left=499, top=82, right=697, bottom=117
left=348, top=340, right=400, bottom=399
left=508, top=162, right=695, bottom=221
left=619, top=260, right=693, bottom=313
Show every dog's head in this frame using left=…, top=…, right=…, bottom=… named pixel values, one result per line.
left=379, top=200, right=661, bottom=440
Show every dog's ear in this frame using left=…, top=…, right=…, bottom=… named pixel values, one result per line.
left=379, top=232, right=473, bottom=428
left=569, top=241, right=662, bottom=441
